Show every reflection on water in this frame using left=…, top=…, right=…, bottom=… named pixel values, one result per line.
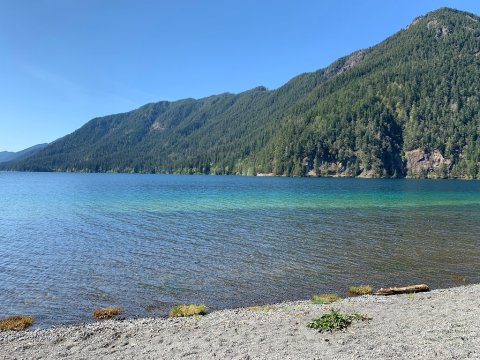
left=0, top=173, right=479, bottom=327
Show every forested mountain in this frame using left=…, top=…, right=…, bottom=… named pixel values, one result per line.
left=0, top=144, right=48, bottom=164
left=5, top=8, right=480, bottom=178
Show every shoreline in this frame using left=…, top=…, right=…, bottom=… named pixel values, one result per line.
left=1, top=170, right=479, bottom=180
left=2, top=284, right=479, bottom=359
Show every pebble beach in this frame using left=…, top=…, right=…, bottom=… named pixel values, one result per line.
left=1, top=284, right=479, bottom=359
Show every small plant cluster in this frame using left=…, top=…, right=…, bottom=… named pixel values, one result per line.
left=308, top=309, right=369, bottom=332
left=0, top=315, right=34, bottom=331
left=311, top=293, right=341, bottom=304
left=93, top=303, right=208, bottom=320
left=347, top=285, right=372, bottom=296
left=169, top=304, right=207, bottom=317
left=92, top=306, right=123, bottom=320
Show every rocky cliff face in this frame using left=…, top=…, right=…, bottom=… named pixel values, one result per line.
left=306, top=149, right=453, bottom=178
left=405, top=149, right=452, bottom=178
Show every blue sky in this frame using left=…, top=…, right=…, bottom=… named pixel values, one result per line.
left=1, top=0, right=479, bottom=151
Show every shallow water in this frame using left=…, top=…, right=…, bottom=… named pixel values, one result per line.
left=1, top=173, right=479, bottom=327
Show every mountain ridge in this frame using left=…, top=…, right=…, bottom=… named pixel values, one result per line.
left=4, top=7, right=480, bottom=178
left=0, top=143, right=48, bottom=164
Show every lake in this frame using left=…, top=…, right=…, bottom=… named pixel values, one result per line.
left=1, top=173, right=479, bottom=328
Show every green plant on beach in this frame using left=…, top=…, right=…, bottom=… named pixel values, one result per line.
left=347, top=285, right=372, bottom=296
left=169, top=304, right=207, bottom=317
left=307, top=309, right=369, bottom=332
left=311, top=293, right=341, bottom=304
left=0, top=315, right=34, bottom=331
left=92, top=307, right=123, bottom=320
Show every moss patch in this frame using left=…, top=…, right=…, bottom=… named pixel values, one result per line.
left=0, top=315, right=34, bottom=331
left=348, top=285, right=372, bottom=296
left=169, top=304, right=207, bottom=317
left=92, top=307, right=123, bottom=320
left=311, top=293, right=341, bottom=304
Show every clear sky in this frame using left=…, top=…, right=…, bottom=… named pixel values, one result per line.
left=1, top=0, right=479, bottom=151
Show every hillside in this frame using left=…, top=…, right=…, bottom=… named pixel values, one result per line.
left=5, top=7, right=480, bottom=178
left=0, top=143, right=48, bottom=164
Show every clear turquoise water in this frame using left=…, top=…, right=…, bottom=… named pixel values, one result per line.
left=1, top=173, right=479, bottom=328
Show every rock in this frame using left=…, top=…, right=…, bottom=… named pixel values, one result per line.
left=404, top=149, right=451, bottom=178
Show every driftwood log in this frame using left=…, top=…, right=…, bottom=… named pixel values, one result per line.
left=374, top=284, right=430, bottom=296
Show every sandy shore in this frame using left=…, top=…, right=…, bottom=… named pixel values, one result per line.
left=1, top=284, right=479, bottom=359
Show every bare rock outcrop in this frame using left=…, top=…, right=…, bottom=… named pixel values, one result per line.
left=427, top=18, right=450, bottom=38
left=324, top=50, right=366, bottom=78
left=405, top=149, right=451, bottom=178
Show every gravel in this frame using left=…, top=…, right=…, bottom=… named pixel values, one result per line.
left=1, top=284, right=479, bottom=359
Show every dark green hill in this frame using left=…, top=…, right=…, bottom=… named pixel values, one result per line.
left=6, top=7, right=480, bottom=178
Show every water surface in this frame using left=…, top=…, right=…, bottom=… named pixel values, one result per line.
left=1, top=173, right=479, bottom=327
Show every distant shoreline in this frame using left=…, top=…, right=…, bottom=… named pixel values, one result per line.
left=1, top=170, right=478, bottom=180
left=2, top=284, right=479, bottom=359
